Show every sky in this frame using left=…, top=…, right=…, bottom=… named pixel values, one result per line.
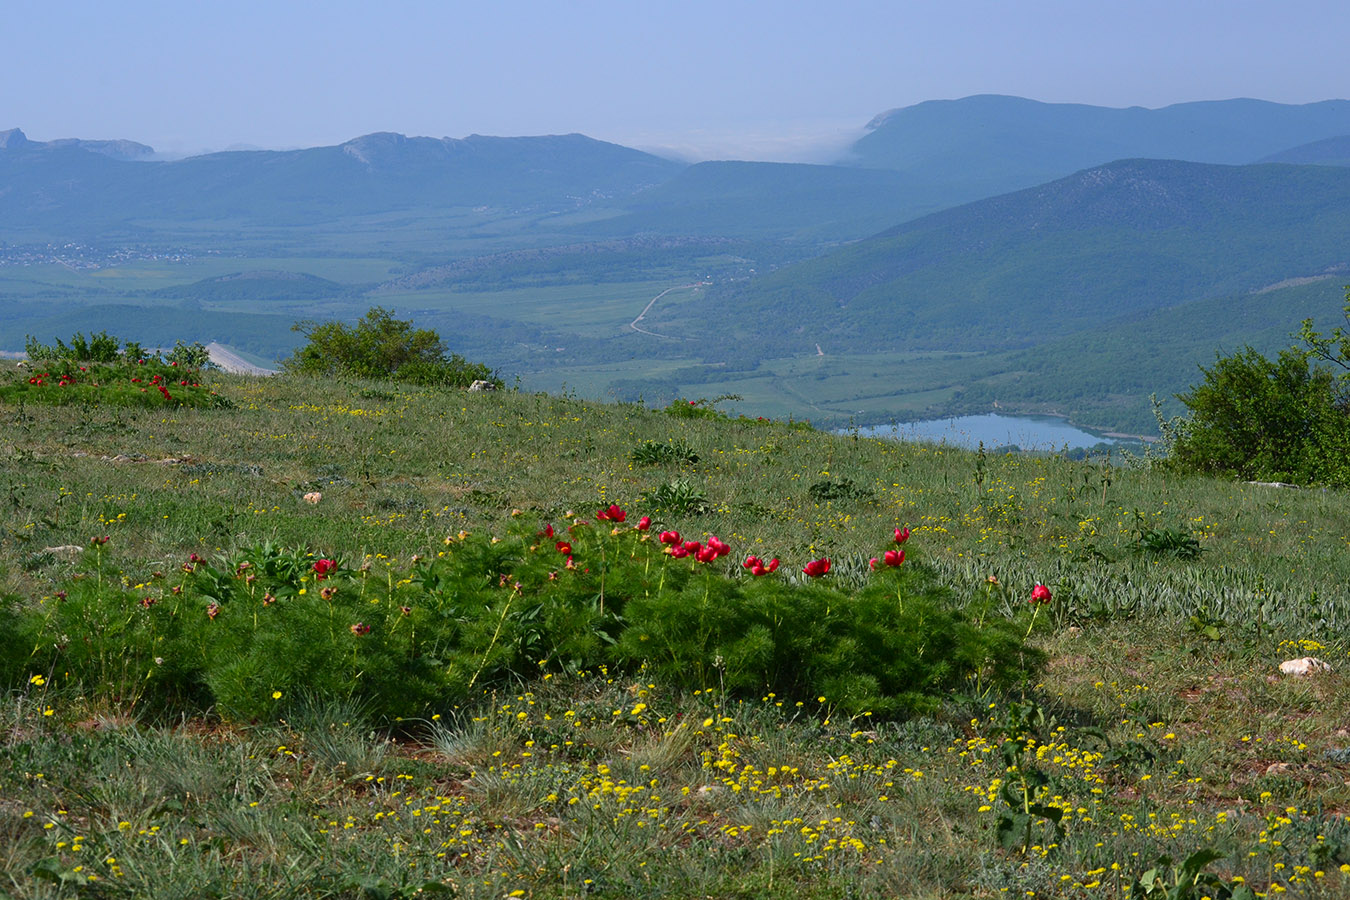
left=5, top=0, right=1350, bottom=162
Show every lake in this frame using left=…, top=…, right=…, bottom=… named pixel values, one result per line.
left=847, top=414, right=1118, bottom=450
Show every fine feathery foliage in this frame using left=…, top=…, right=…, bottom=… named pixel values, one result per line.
left=6, top=330, right=228, bottom=408
left=17, top=520, right=1043, bottom=722
left=283, top=306, right=501, bottom=388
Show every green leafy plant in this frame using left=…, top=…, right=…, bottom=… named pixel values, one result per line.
left=992, top=737, right=1065, bottom=854
left=642, top=478, right=711, bottom=515
left=807, top=476, right=872, bottom=503
left=630, top=439, right=700, bottom=466
left=1132, top=514, right=1204, bottom=559
left=1132, top=850, right=1255, bottom=900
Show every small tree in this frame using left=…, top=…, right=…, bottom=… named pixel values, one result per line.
left=284, top=306, right=500, bottom=388
left=1168, top=347, right=1336, bottom=482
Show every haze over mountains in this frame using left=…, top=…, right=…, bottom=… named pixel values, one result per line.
left=4, top=94, right=1350, bottom=435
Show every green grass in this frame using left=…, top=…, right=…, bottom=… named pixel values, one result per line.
left=5, top=372, right=1350, bottom=897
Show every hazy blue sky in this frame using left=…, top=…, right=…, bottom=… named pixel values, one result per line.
left=5, top=0, right=1349, bottom=161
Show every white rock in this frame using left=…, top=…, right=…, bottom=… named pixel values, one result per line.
left=1279, top=657, right=1331, bottom=677
left=468, top=380, right=496, bottom=392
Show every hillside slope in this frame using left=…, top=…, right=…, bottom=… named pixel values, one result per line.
left=696, top=159, right=1350, bottom=357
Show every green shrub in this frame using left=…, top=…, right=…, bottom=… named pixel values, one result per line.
left=1168, top=290, right=1350, bottom=485
left=284, top=306, right=500, bottom=388
left=0, top=359, right=228, bottom=409
left=19, top=519, right=1043, bottom=722
left=1168, top=346, right=1347, bottom=484
left=24, top=330, right=124, bottom=364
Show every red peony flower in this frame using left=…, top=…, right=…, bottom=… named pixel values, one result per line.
left=1030, top=584, right=1052, bottom=605
left=706, top=536, right=730, bottom=557
left=803, top=558, right=831, bottom=578
left=636, top=516, right=651, bottom=531
left=894, top=527, right=911, bottom=544
left=555, top=540, right=572, bottom=556
left=695, top=545, right=718, bottom=563
left=596, top=504, right=626, bottom=523
left=659, top=530, right=681, bottom=545
left=312, top=558, right=337, bottom=580
left=669, top=545, right=690, bottom=559
left=883, top=549, right=905, bottom=567
left=869, top=557, right=878, bottom=570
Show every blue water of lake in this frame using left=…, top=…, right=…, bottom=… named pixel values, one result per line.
left=848, top=414, right=1117, bottom=450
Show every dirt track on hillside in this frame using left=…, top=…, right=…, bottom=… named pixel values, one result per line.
left=206, top=342, right=277, bottom=375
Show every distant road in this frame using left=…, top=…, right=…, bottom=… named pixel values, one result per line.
left=207, top=342, right=277, bottom=375
left=630, top=282, right=708, bottom=338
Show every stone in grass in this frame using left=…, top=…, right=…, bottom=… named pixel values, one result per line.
left=303, top=492, right=323, bottom=505
left=469, top=380, right=496, bottom=392
left=1278, top=657, right=1331, bottom=677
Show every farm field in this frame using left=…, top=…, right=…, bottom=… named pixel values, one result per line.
left=3, top=368, right=1350, bottom=897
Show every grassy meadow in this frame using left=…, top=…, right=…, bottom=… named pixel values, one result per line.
left=4, top=369, right=1350, bottom=898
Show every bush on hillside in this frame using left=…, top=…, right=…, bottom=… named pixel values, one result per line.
left=284, top=306, right=500, bottom=388
left=1166, top=288, right=1350, bottom=486
left=1167, top=347, right=1343, bottom=483
left=25, top=330, right=130, bottom=364
left=7, top=330, right=226, bottom=408
left=16, top=521, right=1043, bottom=722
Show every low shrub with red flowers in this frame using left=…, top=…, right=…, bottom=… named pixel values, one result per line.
left=15, top=510, right=1044, bottom=722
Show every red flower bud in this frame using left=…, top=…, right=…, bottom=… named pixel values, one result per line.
left=894, top=527, right=911, bottom=544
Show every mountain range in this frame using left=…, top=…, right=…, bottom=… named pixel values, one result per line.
left=5, top=95, right=1350, bottom=434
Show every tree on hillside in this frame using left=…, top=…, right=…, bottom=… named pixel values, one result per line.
left=284, top=307, right=500, bottom=388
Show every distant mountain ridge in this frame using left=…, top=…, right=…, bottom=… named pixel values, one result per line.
left=845, top=95, right=1350, bottom=204
left=8, top=96, right=1350, bottom=245
left=0, top=127, right=153, bottom=160
left=0, top=129, right=684, bottom=235
left=1258, top=135, right=1350, bottom=166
